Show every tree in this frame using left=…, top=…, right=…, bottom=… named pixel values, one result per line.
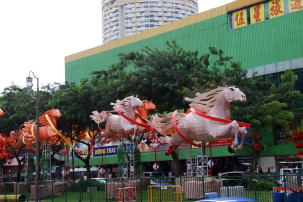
left=47, top=81, right=100, bottom=178
left=231, top=69, right=303, bottom=175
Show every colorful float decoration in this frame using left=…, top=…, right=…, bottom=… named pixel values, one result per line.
left=91, top=86, right=251, bottom=156
left=149, top=86, right=251, bottom=155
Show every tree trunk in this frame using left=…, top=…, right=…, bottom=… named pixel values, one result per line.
left=84, top=160, right=91, bottom=179
left=171, top=150, right=180, bottom=177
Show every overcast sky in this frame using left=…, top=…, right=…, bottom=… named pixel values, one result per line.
left=0, top=0, right=233, bottom=93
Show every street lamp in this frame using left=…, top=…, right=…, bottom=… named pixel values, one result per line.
left=26, top=71, right=40, bottom=202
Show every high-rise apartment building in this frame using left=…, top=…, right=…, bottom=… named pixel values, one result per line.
left=102, top=0, right=198, bottom=43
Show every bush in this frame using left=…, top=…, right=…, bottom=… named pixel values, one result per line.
left=254, top=180, right=276, bottom=191
left=69, top=180, right=105, bottom=192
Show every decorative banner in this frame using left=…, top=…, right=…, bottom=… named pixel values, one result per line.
left=93, top=145, right=118, bottom=156
left=269, top=0, right=285, bottom=19
left=288, top=0, right=303, bottom=13
left=138, top=142, right=190, bottom=152
left=250, top=3, right=265, bottom=24
left=233, top=8, right=247, bottom=29
left=209, top=138, right=233, bottom=147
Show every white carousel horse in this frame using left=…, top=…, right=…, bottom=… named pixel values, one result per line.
left=90, top=96, right=143, bottom=143
left=151, top=86, right=249, bottom=153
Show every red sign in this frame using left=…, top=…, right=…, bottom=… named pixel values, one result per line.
left=209, top=138, right=233, bottom=147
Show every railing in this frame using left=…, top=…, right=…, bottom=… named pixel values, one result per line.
left=0, top=174, right=303, bottom=201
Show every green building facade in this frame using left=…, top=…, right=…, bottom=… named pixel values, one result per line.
left=65, top=0, right=303, bottom=173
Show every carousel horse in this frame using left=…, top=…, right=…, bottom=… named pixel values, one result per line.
left=0, top=134, right=12, bottom=162
left=96, top=100, right=156, bottom=144
left=132, top=100, right=156, bottom=141
left=0, top=108, right=4, bottom=116
left=21, top=108, right=62, bottom=141
left=151, top=86, right=249, bottom=155
left=91, top=96, right=143, bottom=144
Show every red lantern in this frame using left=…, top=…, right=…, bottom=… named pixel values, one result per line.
left=295, top=144, right=303, bottom=149
left=112, top=164, right=115, bottom=167
left=167, top=161, right=170, bottom=164
left=293, top=133, right=303, bottom=141
left=258, top=136, right=263, bottom=141
left=297, top=151, right=303, bottom=155
left=254, top=143, right=260, bottom=148
left=104, top=165, right=108, bottom=168
left=77, top=166, right=80, bottom=168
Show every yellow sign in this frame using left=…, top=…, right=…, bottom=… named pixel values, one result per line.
left=288, top=0, right=303, bottom=12
left=269, top=0, right=285, bottom=18
left=250, top=3, right=265, bottom=24
left=233, top=8, right=248, bottom=29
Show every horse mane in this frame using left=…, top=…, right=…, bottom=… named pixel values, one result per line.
left=184, top=87, right=226, bottom=110
left=39, top=109, right=54, bottom=126
left=111, top=96, right=135, bottom=112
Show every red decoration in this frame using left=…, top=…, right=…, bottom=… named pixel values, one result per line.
left=77, top=166, right=80, bottom=168
left=104, top=165, right=107, bottom=168
left=297, top=151, right=303, bottom=155
left=293, top=133, right=303, bottom=141
left=295, top=144, right=303, bottom=149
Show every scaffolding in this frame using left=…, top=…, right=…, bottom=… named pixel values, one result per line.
left=24, top=153, right=29, bottom=182
left=42, top=140, right=52, bottom=181
left=186, top=147, right=208, bottom=176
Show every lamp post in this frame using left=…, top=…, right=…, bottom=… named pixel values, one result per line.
left=26, top=71, right=40, bottom=202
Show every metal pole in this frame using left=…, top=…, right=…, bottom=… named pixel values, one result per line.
left=34, top=74, right=40, bottom=202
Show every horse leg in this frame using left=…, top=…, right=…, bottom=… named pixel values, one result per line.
left=165, top=146, right=176, bottom=156
left=236, top=127, right=248, bottom=151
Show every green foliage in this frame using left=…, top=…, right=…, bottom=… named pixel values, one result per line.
left=254, top=180, right=277, bottom=191
left=117, top=146, right=128, bottom=177
left=134, top=146, right=141, bottom=177
left=69, top=180, right=105, bottom=192
left=40, top=154, right=50, bottom=182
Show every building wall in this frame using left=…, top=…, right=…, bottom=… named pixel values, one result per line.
left=102, top=0, right=198, bottom=43
left=66, top=7, right=303, bottom=85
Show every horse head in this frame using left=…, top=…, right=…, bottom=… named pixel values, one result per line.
left=49, top=108, right=62, bottom=118
left=143, top=100, right=156, bottom=111
left=130, top=96, right=143, bottom=108
left=0, top=109, right=4, bottom=116
left=223, top=86, right=246, bottom=103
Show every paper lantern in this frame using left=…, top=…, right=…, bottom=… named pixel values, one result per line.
left=293, top=133, right=303, bottom=141
left=297, top=151, right=303, bottom=155
left=295, top=144, right=303, bottom=149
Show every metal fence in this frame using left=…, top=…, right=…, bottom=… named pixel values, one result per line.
left=0, top=174, right=303, bottom=201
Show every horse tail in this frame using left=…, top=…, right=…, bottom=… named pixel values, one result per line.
left=152, top=111, right=185, bottom=134
left=90, top=111, right=111, bottom=124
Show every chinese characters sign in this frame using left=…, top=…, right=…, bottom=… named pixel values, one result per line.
left=269, top=0, right=285, bottom=19
left=233, top=8, right=247, bottom=29
left=288, top=0, right=303, bottom=12
left=250, top=3, right=265, bottom=24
